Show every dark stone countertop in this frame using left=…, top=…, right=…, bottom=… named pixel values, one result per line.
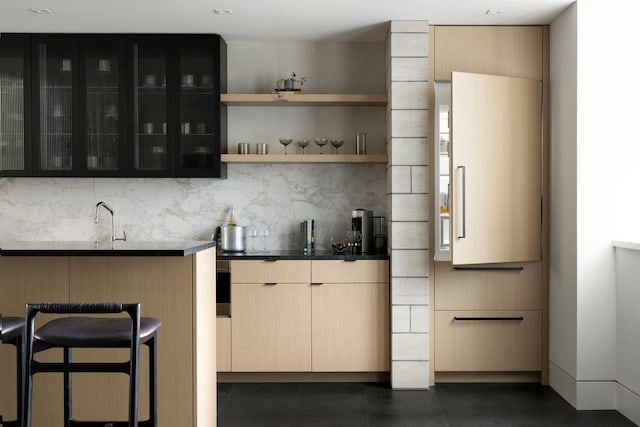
left=216, top=250, right=389, bottom=261
left=0, top=240, right=215, bottom=257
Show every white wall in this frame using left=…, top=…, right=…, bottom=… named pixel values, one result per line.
left=614, top=244, right=640, bottom=425
left=549, top=2, right=578, bottom=401
left=550, top=0, right=640, bottom=411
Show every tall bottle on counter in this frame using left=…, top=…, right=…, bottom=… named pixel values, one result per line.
left=300, top=219, right=315, bottom=254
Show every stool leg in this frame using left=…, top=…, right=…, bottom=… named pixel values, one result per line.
left=15, top=336, right=22, bottom=427
left=148, top=335, right=158, bottom=427
left=22, top=311, right=36, bottom=427
left=63, top=347, right=72, bottom=427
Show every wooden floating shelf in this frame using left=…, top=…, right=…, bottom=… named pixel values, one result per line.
left=220, top=93, right=387, bottom=106
left=221, top=154, right=388, bottom=164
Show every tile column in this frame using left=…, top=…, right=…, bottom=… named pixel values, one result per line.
left=386, top=21, right=430, bottom=389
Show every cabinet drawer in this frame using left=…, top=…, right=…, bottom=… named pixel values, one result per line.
left=231, top=260, right=310, bottom=283
left=311, top=260, right=389, bottom=283
left=434, top=261, right=541, bottom=310
left=434, top=310, right=542, bottom=372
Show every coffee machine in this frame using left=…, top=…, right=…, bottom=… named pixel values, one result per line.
left=351, top=209, right=373, bottom=254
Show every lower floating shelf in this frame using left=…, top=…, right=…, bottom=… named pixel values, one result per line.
left=221, top=154, right=388, bottom=164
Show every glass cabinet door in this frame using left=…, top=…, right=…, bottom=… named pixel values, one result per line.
left=132, top=40, right=168, bottom=173
left=434, top=81, right=451, bottom=261
left=177, top=42, right=217, bottom=174
left=0, top=36, right=30, bottom=175
left=82, top=38, right=124, bottom=173
left=33, top=36, right=77, bottom=173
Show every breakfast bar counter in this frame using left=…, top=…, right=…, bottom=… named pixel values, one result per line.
left=0, top=241, right=217, bottom=427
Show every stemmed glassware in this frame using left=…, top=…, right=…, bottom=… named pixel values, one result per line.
left=248, top=227, right=258, bottom=252
left=330, top=138, right=344, bottom=154
left=258, top=228, right=270, bottom=252
left=279, top=138, right=292, bottom=154
left=314, top=138, right=328, bottom=154
left=296, top=140, right=310, bottom=154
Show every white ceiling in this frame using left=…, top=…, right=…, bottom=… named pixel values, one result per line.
left=0, top=0, right=574, bottom=42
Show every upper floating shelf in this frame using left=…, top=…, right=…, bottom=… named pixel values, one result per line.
left=220, top=93, right=388, bottom=106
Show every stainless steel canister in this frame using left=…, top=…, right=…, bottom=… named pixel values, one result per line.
left=217, top=225, right=247, bottom=252
left=238, top=143, right=249, bottom=154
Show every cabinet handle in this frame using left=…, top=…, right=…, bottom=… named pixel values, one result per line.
left=264, top=259, right=279, bottom=262
left=264, top=282, right=277, bottom=286
left=456, top=165, right=466, bottom=239
left=310, top=282, right=324, bottom=286
left=454, top=316, right=524, bottom=321
left=343, top=259, right=357, bottom=262
left=454, top=266, right=524, bottom=271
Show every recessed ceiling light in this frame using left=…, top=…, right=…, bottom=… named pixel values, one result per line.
left=485, top=9, right=503, bottom=15
left=29, top=8, right=54, bottom=14
left=213, top=8, right=233, bottom=15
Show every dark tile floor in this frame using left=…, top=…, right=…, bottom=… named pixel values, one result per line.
left=217, top=382, right=637, bottom=427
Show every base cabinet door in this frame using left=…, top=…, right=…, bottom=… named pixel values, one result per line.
left=311, top=282, right=389, bottom=372
left=231, top=283, right=311, bottom=372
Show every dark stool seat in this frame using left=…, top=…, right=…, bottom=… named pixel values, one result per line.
left=37, top=316, right=162, bottom=347
left=1, top=316, right=25, bottom=427
left=22, top=303, right=161, bottom=427
left=1, top=316, right=25, bottom=342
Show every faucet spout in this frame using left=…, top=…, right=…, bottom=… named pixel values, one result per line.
left=94, top=201, right=125, bottom=242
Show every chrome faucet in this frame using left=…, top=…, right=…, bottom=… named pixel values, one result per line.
left=94, top=201, right=127, bottom=242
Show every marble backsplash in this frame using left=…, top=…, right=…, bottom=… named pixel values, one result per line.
left=0, top=163, right=386, bottom=251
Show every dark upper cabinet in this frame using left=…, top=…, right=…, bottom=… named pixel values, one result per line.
left=0, top=33, right=226, bottom=178
left=0, top=34, right=31, bottom=176
left=31, top=35, right=79, bottom=176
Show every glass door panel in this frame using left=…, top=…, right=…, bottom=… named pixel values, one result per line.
left=434, top=81, right=451, bottom=261
left=85, top=42, right=121, bottom=171
left=0, top=40, right=27, bottom=173
left=179, top=46, right=215, bottom=171
left=37, top=40, right=74, bottom=172
left=133, top=43, right=167, bottom=172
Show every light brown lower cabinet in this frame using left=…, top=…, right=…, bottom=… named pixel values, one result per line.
left=216, top=317, right=232, bottom=372
left=0, top=250, right=217, bottom=427
left=229, top=259, right=389, bottom=373
left=231, top=282, right=312, bottom=372
left=433, top=262, right=543, bottom=376
left=434, top=310, right=542, bottom=372
left=311, top=282, right=389, bottom=371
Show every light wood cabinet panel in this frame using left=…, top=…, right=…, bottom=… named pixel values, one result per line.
left=311, top=282, right=389, bottom=372
left=434, top=26, right=543, bottom=80
left=68, top=256, right=195, bottom=427
left=217, top=317, right=231, bottom=372
left=0, top=257, right=69, bottom=426
left=231, top=260, right=310, bottom=283
left=311, top=260, right=389, bottom=284
left=434, top=262, right=542, bottom=310
left=434, top=310, right=542, bottom=372
left=451, top=71, right=541, bottom=265
left=231, top=283, right=311, bottom=372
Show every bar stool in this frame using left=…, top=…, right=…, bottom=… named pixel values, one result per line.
left=0, top=316, right=25, bottom=427
left=22, top=303, right=161, bottom=427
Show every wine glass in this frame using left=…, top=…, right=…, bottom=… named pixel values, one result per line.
left=314, top=138, right=328, bottom=154
left=330, top=138, right=344, bottom=154
left=259, top=228, right=270, bottom=252
left=279, top=138, right=293, bottom=154
left=296, top=139, right=310, bottom=154
left=248, top=227, right=258, bottom=252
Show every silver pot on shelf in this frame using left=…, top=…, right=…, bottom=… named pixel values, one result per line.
left=213, top=225, right=247, bottom=252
